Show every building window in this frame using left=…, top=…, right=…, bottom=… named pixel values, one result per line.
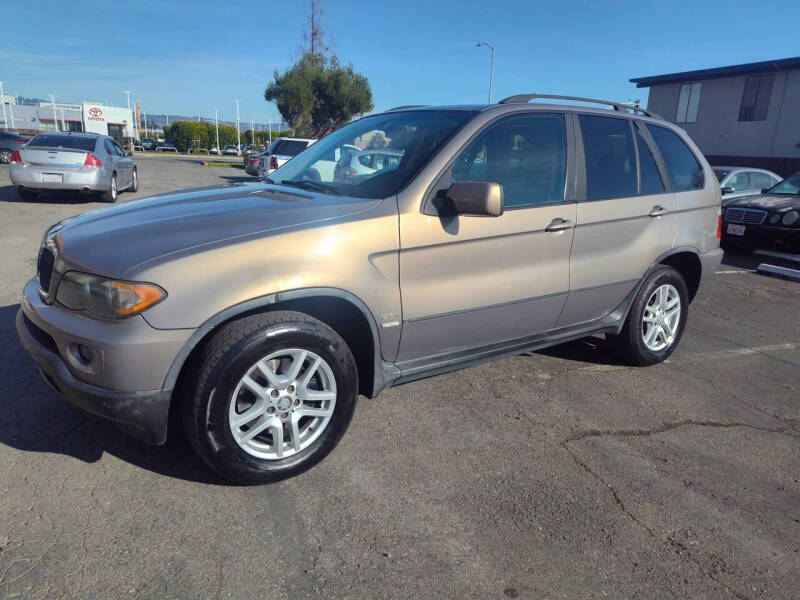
left=676, top=82, right=701, bottom=123
left=738, top=74, right=774, bottom=121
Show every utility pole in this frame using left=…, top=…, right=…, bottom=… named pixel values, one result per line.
left=143, top=110, right=147, bottom=139
left=0, top=82, right=7, bottom=130
left=49, top=94, right=58, bottom=131
left=476, top=42, right=495, bottom=104
left=234, top=100, right=241, bottom=151
left=59, top=107, right=66, bottom=131
left=214, top=108, right=220, bottom=154
left=269, top=118, right=272, bottom=144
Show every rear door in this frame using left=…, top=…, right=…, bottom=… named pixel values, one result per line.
left=559, top=114, right=676, bottom=326
left=397, top=112, right=576, bottom=363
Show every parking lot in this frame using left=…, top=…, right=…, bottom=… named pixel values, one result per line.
left=0, top=156, right=798, bottom=598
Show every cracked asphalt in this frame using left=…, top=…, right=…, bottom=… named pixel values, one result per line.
left=1, top=157, right=798, bottom=599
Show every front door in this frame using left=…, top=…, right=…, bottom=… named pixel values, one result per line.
left=397, top=112, right=576, bottom=365
left=558, top=114, right=677, bottom=326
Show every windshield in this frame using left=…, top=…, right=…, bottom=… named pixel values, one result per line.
left=766, top=173, right=800, bottom=195
left=713, top=168, right=729, bottom=182
left=269, top=110, right=475, bottom=199
left=28, top=134, right=96, bottom=151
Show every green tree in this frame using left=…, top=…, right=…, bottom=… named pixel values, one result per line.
left=264, top=53, right=373, bottom=138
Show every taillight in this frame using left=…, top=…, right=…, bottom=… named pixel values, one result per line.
left=716, top=213, right=722, bottom=239
left=343, top=168, right=356, bottom=178
left=269, top=155, right=279, bottom=169
left=9, top=150, right=21, bottom=163
left=249, top=157, right=260, bottom=163
left=84, top=153, right=102, bottom=167
left=12, top=137, right=27, bottom=143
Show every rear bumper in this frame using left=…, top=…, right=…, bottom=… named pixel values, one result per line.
left=16, top=307, right=171, bottom=444
left=700, top=247, right=724, bottom=280
left=10, top=163, right=108, bottom=191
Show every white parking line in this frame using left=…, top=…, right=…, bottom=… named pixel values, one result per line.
left=578, top=342, right=800, bottom=372
left=715, top=269, right=756, bottom=274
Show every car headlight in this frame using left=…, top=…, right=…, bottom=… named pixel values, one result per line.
left=56, top=271, right=166, bottom=319
left=769, top=213, right=781, bottom=224
left=782, top=210, right=799, bottom=226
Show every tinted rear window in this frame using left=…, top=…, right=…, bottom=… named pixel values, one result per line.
left=713, top=169, right=730, bottom=182
left=28, top=134, right=96, bottom=151
left=275, top=140, right=310, bottom=156
left=646, top=125, right=704, bottom=191
left=579, top=115, right=637, bottom=200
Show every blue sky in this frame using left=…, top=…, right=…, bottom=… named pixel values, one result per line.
left=2, top=0, right=799, bottom=123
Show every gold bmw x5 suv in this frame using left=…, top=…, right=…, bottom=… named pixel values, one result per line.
left=17, top=95, right=723, bottom=483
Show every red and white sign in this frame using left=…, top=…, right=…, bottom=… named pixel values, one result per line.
left=86, top=106, right=104, bottom=121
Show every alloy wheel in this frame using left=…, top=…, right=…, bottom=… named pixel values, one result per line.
left=228, top=349, right=337, bottom=460
left=641, top=283, right=681, bottom=352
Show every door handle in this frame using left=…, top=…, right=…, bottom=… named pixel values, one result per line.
left=545, top=218, right=574, bottom=232
left=649, top=205, right=668, bottom=217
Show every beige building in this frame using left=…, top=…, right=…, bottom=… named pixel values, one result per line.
left=631, top=57, right=800, bottom=176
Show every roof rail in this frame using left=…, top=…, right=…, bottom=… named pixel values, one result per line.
left=498, top=93, right=660, bottom=118
left=384, top=105, right=427, bottom=112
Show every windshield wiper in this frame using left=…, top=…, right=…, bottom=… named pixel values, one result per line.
left=280, top=179, right=346, bottom=196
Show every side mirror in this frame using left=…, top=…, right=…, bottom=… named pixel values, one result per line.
left=444, top=181, right=503, bottom=217
left=720, top=186, right=734, bottom=195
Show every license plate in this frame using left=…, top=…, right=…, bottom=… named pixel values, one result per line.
left=727, top=223, right=746, bottom=236
left=42, top=173, right=63, bottom=183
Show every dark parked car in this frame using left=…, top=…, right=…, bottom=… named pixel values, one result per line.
left=721, top=172, right=800, bottom=252
left=141, top=138, right=158, bottom=151
left=0, top=130, right=30, bottom=163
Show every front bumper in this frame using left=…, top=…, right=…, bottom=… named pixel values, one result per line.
left=16, top=308, right=171, bottom=444
left=722, top=222, right=800, bottom=251
left=16, top=278, right=194, bottom=444
left=10, top=163, right=108, bottom=192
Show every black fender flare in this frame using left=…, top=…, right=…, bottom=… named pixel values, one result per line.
left=159, top=287, right=399, bottom=397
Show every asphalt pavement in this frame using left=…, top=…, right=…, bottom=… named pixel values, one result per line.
left=0, top=157, right=798, bottom=599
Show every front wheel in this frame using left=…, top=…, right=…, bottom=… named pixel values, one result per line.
left=607, top=266, right=688, bottom=366
left=130, top=168, right=138, bottom=192
left=182, top=311, right=358, bottom=484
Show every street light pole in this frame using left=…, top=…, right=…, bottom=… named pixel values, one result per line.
left=49, top=94, right=58, bottom=131
left=0, top=81, right=7, bottom=130
left=476, top=42, right=495, bottom=104
left=123, top=90, right=132, bottom=147
left=234, top=100, right=241, bottom=152
left=214, top=108, right=220, bottom=154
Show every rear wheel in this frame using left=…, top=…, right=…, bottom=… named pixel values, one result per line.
left=607, top=266, right=688, bottom=366
left=182, top=311, right=358, bottom=484
left=130, top=168, right=138, bottom=192
left=102, top=174, right=118, bottom=202
left=17, top=187, right=39, bottom=201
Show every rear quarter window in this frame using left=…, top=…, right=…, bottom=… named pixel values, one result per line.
left=646, top=125, right=704, bottom=191
left=276, top=140, right=311, bottom=156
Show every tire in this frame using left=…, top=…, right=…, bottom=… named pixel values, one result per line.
left=0, top=148, right=11, bottom=164
left=130, top=168, right=138, bottom=192
left=606, top=266, right=689, bottom=366
left=182, top=311, right=358, bottom=484
left=17, top=187, right=39, bottom=201
left=102, top=174, right=118, bottom=202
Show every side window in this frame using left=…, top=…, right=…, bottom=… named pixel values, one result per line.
left=358, top=153, right=373, bottom=168
left=749, top=172, right=774, bottom=190
left=646, top=125, right=704, bottom=191
left=112, top=141, right=125, bottom=156
left=451, top=113, right=566, bottom=208
left=634, top=127, right=665, bottom=194
left=579, top=115, right=637, bottom=200
left=103, top=139, right=116, bottom=155
left=727, top=172, right=751, bottom=190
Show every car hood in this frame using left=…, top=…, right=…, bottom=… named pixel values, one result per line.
left=52, top=182, right=382, bottom=277
left=724, top=193, right=800, bottom=211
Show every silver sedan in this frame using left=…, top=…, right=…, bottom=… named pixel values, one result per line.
left=9, top=132, right=138, bottom=202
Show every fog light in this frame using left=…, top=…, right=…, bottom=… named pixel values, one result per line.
left=77, top=344, right=95, bottom=364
